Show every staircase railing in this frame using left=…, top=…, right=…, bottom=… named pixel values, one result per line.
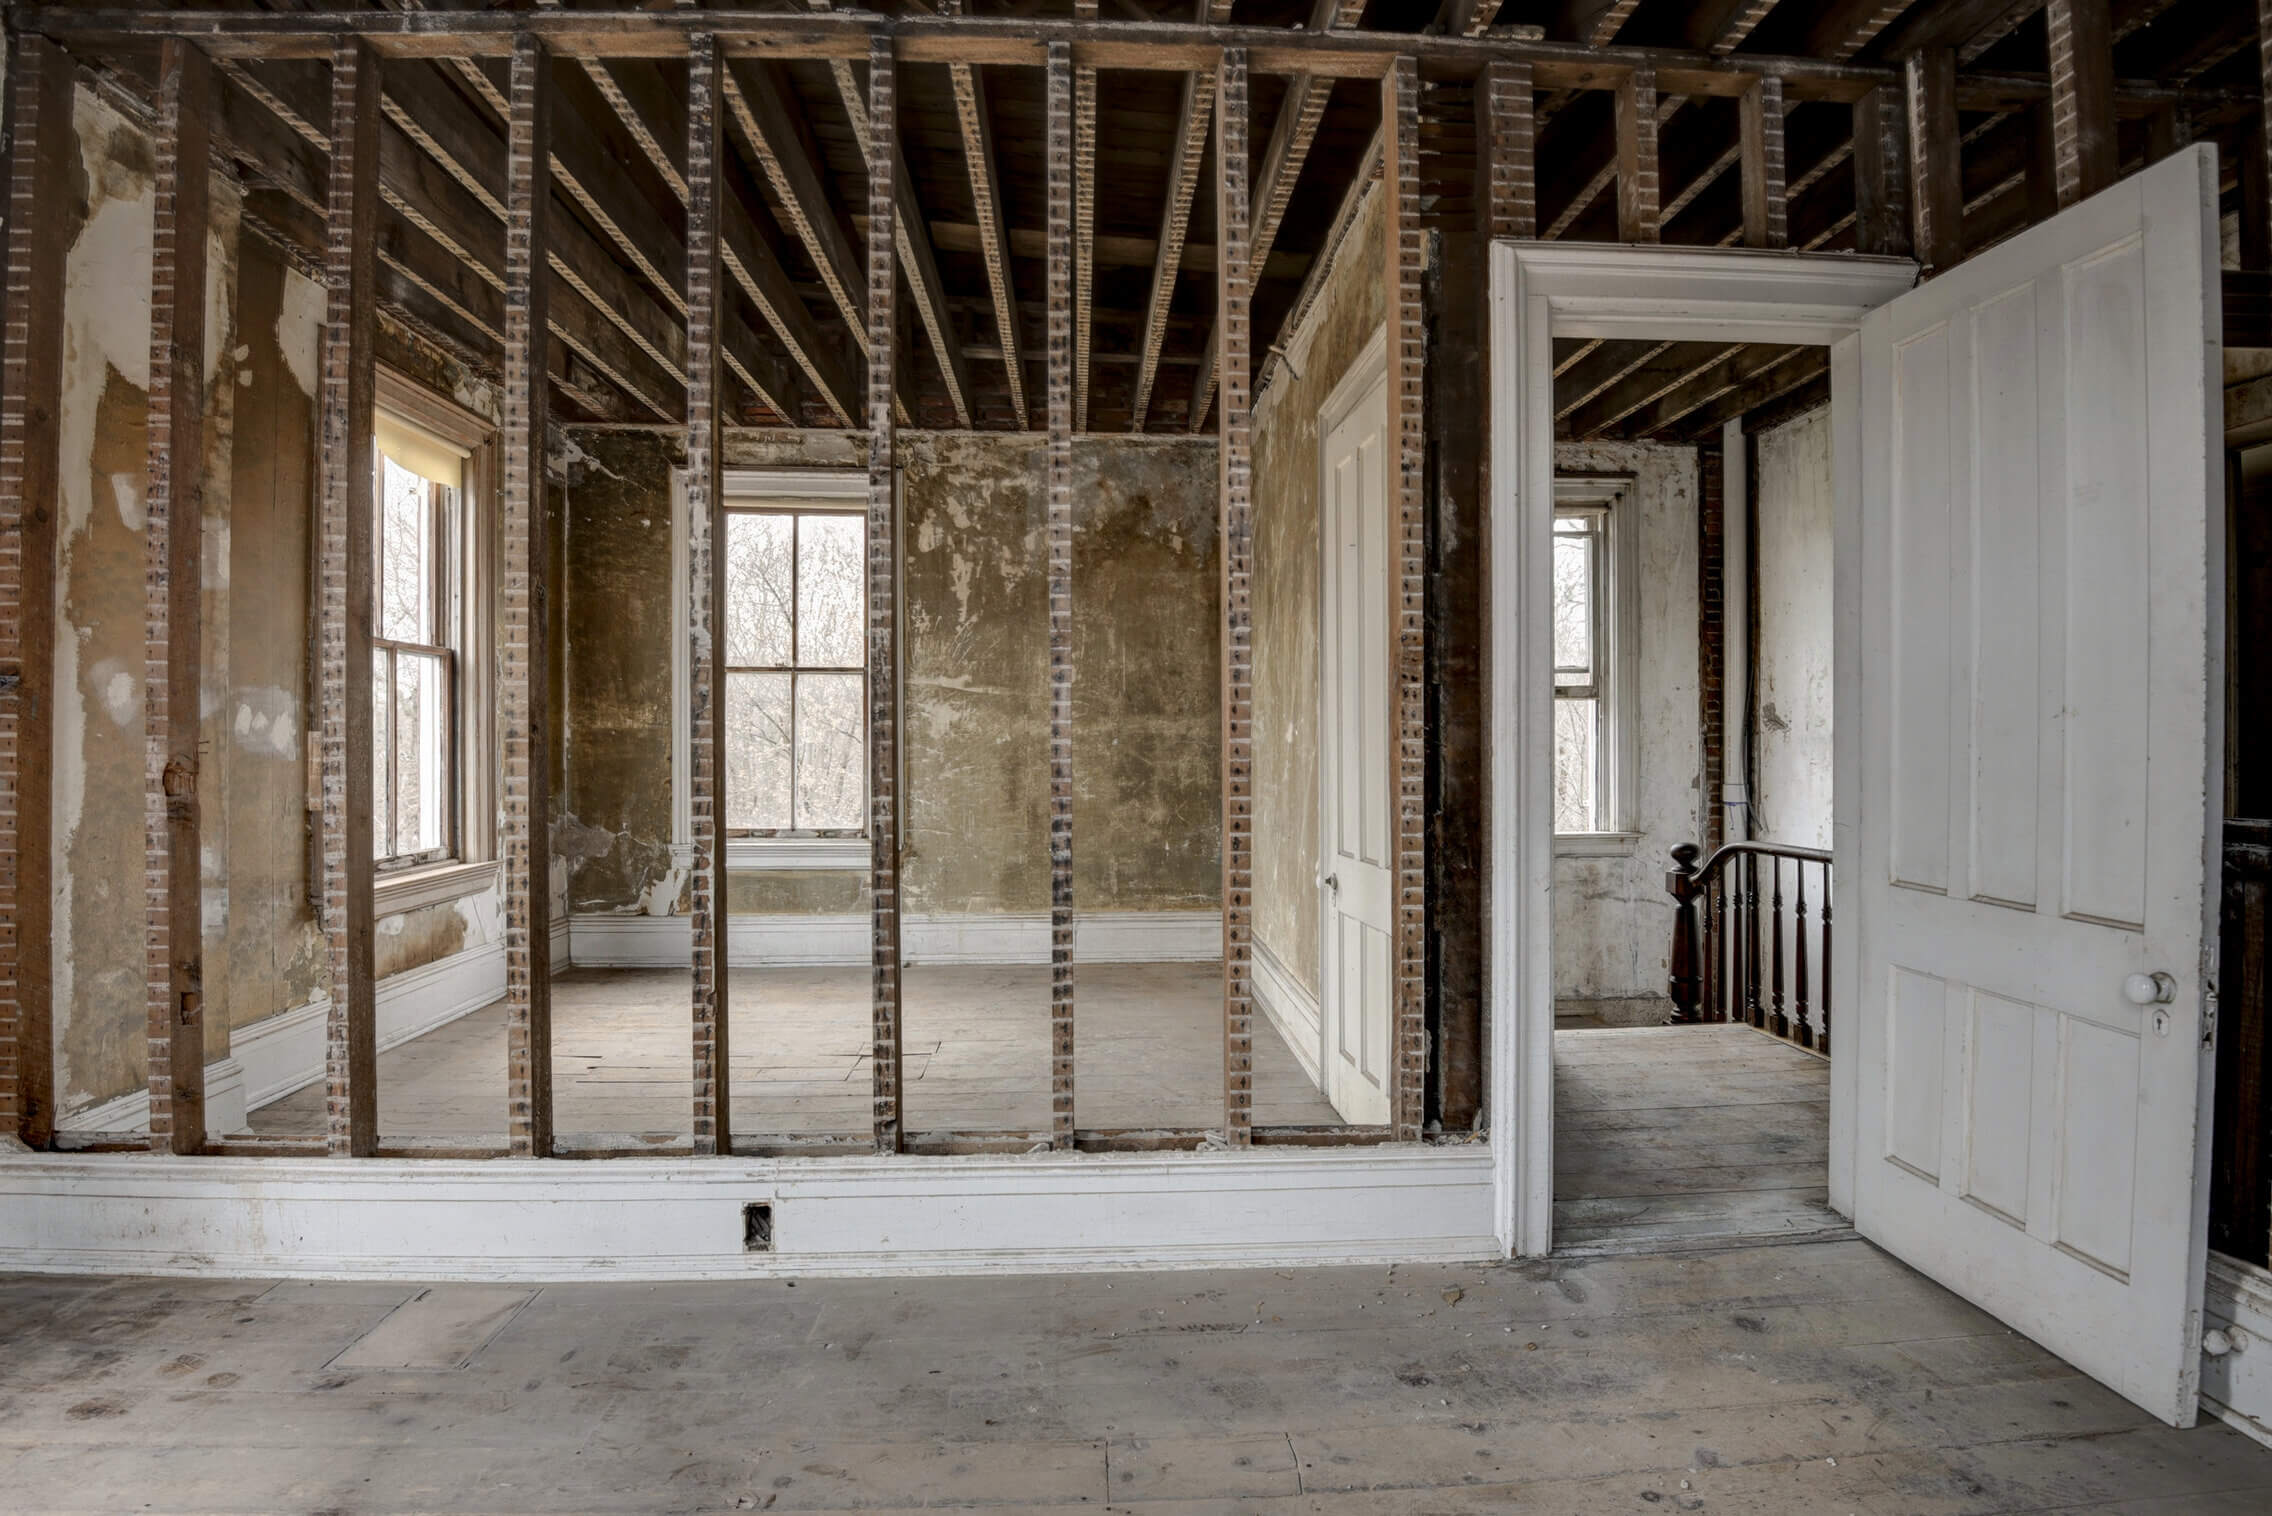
left=1666, top=841, right=1833, bottom=1054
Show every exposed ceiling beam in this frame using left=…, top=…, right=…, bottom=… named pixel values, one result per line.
left=1255, top=123, right=1381, bottom=398
left=1557, top=1, right=1645, bottom=49
left=1674, top=346, right=1828, bottom=440
left=1128, top=45, right=1214, bottom=431
left=1628, top=342, right=1805, bottom=438
left=1684, top=1, right=1788, bottom=55
left=910, top=221, right=1310, bottom=279
left=949, top=56, right=1027, bottom=428
left=1074, top=0, right=1099, bottom=430
left=1806, top=2, right=1929, bottom=61
left=1563, top=341, right=1744, bottom=439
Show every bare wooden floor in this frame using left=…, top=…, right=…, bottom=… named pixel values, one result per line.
left=249, top=962, right=1341, bottom=1138
left=6, top=1240, right=2270, bottom=1511
left=1555, top=1023, right=1842, bottom=1253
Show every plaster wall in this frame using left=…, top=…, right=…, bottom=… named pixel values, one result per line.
left=1551, top=441, right=1704, bottom=1006
left=1248, top=185, right=1385, bottom=1001
left=555, top=429, right=1222, bottom=922
left=1752, top=406, right=1834, bottom=850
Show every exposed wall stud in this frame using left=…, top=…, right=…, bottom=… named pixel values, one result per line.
left=867, top=37, right=905, bottom=1155
left=1480, top=59, right=1537, bottom=242
left=1046, top=41, right=1078, bottom=1149
left=145, top=37, right=212, bottom=1157
left=1215, top=46, right=1254, bottom=1146
left=319, top=39, right=381, bottom=1158
left=1739, top=75, right=1788, bottom=250
left=686, top=31, right=731, bottom=1156
left=500, top=33, right=554, bottom=1157
left=1614, top=66, right=1659, bottom=244
left=1074, top=0, right=1099, bottom=432
left=1905, top=48, right=1963, bottom=271
left=1385, top=54, right=1428, bottom=1144
left=1851, top=83, right=1912, bottom=259
left=2046, top=0, right=2116, bottom=208
left=0, top=37, right=73, bottom=1150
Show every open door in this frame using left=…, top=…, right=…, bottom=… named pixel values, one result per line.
left=1850, top=144, right=2224, bottom=1425
left=1319, top=339, right=1393, bottom=1126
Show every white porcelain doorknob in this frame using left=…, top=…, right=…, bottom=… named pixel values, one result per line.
left=2122, top=971, right=2176, bottom=1006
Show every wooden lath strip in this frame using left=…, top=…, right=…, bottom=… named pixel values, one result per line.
left=866, top=36, right=906, bottom=1156
left=1385, top=54, right=1428, bottom=1144
left=319, top=39, right=381, bottom=1158
left=1075, top=53, right=1098, bottom=433
left=0, top=37, right=72, bottom=1149
left=947, top=42, right=1027, bottom=428
left=1215, top=45, right=1255, bottom=1146
left=1046, top=41, right=1077, bottom=1148
left=686, top=31, right=731, bottom=1157
left=1131, top=67, right=1214, bottom=432
left=144, top=37, right=211, bottom=1157
left=501, top=33, right=555, bottom=1157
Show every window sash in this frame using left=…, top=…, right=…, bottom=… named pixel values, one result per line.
left=724, top=503, right=869, bottom=839
left=1553, top=498, right=1617, bottom=835
left=373, top=435, right=463, bottom=870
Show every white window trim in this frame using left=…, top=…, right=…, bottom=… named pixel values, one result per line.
left=370, top=370, right=498, bottom=917
left=671, top=468, right=872, bottom=872
left=1551, top=474, right=1639, bottom=843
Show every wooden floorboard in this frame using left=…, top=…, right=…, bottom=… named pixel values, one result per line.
left=1556, top=1021, right=1842, bottom=1253
left=248, top=961, right=1342, bottom=1138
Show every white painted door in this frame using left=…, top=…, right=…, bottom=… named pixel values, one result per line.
left=1851, top=145, right=2223, bottom=1425
left=1320, top=357, right=1393, bottom=1126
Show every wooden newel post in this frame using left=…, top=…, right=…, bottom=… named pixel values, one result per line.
left=1666, top=843, right=1703, bottom=1023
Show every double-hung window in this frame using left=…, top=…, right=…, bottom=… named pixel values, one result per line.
left=1553, top=478, right=1633, bottom=842
left=721, top=490, right=868, bottom=845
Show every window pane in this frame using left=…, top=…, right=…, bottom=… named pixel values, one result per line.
left=725, top=671, right=792, bottom=831
left=725, top=514, right=793, bottom=667
left=1554, top=696, right=1598, bottom=833
left=379, top=457, right=434, bottom=644
left=394, top=650, right=449, bottom=857
left=794, top=673, right=864, bottom=830
left=372, top=649, right=393, bottom=859
left=796, top=514, right=864, bottom=667
left=1553, top=525, right=1592, bottom=682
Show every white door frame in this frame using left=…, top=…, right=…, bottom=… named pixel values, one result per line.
left=1317, top=327, right=1392, bottom=1119
left=1486, top=242, right=1920, bottom=1257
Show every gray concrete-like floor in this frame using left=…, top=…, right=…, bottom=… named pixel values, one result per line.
left=6, top=1242, right=2272, bottom=1512
left=1556, top=1023, right=1843, bottom=1252
left=249, top=963, right=1341, bottom=1139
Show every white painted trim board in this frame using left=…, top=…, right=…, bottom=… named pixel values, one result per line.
left=569, top=910, right=1222, bottom=967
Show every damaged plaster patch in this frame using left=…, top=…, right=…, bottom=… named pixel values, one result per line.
left=109, top=471, right=142, bottom=530
left=274, top=267, right=324, bottom=398
left=231, top=684, right=298, bottom=759
left=90, top=658, right=136, bottom=729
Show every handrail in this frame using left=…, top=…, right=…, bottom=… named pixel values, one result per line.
left=1666, top=840, right=1833, bottom=1053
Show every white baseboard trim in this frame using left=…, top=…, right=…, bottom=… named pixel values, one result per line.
left=1253, top=938, right=1322, bottom=1088
left=0, top=1146, right=1495, bottom=1281
left=2204, top=1251, right=2272, bottom=1449
left=568, top=910, right=1223, bottom=968
left=59, top=932, right=523, bottom=1133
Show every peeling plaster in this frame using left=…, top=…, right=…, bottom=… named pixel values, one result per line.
left=1754, top=405, right=1835, bottom=850
left=274, top=267, right=323, bottom=398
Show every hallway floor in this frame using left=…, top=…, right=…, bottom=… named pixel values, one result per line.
left=4, top=1241, right=2269, bottom=1512
left=1555, top=1022, right=1842, bottom=1253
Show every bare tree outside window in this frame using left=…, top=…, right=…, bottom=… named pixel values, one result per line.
left=1553, top=506, right=1606, bottom=834
left=723, top=505, right=866, bottom=834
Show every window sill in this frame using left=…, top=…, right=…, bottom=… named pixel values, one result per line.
left=374, top=858, right=498, bottom=918
left=1554, top=831, right=1643, bottom=859
left=722, top=836, right=870, bottom=871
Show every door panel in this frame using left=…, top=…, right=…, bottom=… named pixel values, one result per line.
left=1854, top=145, right=2223, bottom=1426
left=1321, top=362, right=1393, bottom=1127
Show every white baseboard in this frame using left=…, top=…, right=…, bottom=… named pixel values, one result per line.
left=568, top=910, right=1223, bottom=968
left=1253, top=937, right=1322, bottom=1088
left=0, top=1146, right=1495, bottom=1281
left=2204, top=1252, right=2272, bottom=1448
left=60, top=933, right=518, bottom=1133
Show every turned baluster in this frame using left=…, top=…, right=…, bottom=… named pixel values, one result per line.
left=1666, top=844, right=1703, bottom=1022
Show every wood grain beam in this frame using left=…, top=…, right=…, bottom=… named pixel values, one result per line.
left=2046, top=0, right=2117, bottom=206
left=1615, top=66, right=1660, bottom=241
left=949, top=51, right=1027, bottom=428
left=1562, top=340, right=1741, bottom=439
left=686, top=32, right=731, bottom=1157
left=1076, top=3, right=1100, bottom=432
left=500, top=33, right=553, bottom=1157
left=1806, top=1, right=1924, bottom=61
left=143, top=37, right=210, bottom=1157
left=1480, top=58, right=1538, bottom=239
left=1740, top=74, right=1789, bottom=246
left=1046, top=41, right=1077, bottom=1147
left=318, top=39, right=380, bottom=1159
left=1684, top=0, right=1787, bottom=55
left=0, top=36, right=72, bottom=1150
left=1629, top=342, right=1809, bottom=438
left=1853, top=82, right=1914, bottom=254
left=866, top=36, right=905, bottom=1156
left=1878, top=0, right=2042, bottom=64
left=1558, top=0, right=1644, bottom=48
left=1385, top=54, right=1427, bottom=1146
left=1134, top=65, right=1213, bottom=431
left=1216, top=46, right=1254, bottom=1147
left=1906, top=47, right=1964, bottom=269
left=1673, top=346, right=1829, bottom=440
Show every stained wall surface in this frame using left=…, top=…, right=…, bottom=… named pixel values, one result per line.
left=1551, top=441, right=1704, bottom=1006
left=1753, top=406, right=1834, bottom=850
left=554, top=430, right=1223, bottom=923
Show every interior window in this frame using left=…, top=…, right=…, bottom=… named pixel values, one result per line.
left=723, top=503, right=867, bottom=835
left=1553, top=503, right=1609, bottom=834
left=373, top=416, right=465, bottom=869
